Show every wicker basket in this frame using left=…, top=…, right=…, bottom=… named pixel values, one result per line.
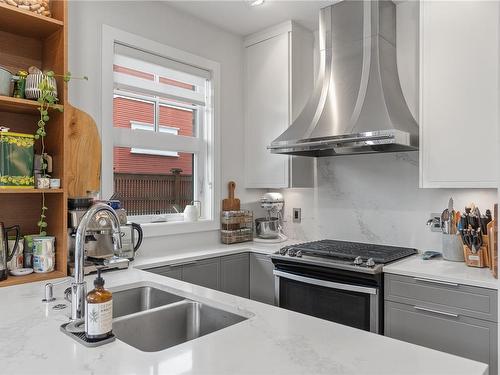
left=2, top=0, right=51, bottom=17
left=221, top=210, right=253, bottom=244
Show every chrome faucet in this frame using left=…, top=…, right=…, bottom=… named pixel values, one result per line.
left=70, top=202, right=122, bottom=321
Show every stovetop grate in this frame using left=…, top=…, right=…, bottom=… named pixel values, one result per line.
left=285, top=240, right=417, bottom=264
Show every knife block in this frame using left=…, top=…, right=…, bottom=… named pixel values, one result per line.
left=462, top=236, right=489, bottom=268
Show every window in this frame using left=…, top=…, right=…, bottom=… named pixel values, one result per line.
left=102, top=27, right=220, bottom=234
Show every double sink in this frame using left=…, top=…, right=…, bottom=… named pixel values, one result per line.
left=110, top=284, right=250, bottom=352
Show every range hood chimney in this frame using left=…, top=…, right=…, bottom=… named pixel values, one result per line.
left=269, top=0, right=418, bottom=157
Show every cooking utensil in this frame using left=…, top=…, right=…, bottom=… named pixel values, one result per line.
left=0, top=223, right=20, bottom=281
left=66, top=104, right=102, bottom=198
left=441, top=209, right=450, bottom=234
left=114, top=223, right=143, bottom=261
left=222, top=181, right=240, bottom=211
left=255, top=217, right=280, bottom=239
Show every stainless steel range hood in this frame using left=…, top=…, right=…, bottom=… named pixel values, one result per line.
left=269, top=0, right=418, bottom=157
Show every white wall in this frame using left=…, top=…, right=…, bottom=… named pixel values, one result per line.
left=68, top=1, right=264, bottom=250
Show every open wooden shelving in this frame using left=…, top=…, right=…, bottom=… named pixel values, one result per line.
left=0, top=270, right=66, bottom=287
left=0, top=95, right=63, bottom=115
left=0, top=188, right=63, bottom=194
left=0, top=1, right=68, bottom=288
left=0, top=2, right=63, bottom=38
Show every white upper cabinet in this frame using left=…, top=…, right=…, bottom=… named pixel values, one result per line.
left=419, top=1, right=499, bottom=188
left=244, top=22, right=314, bottom=189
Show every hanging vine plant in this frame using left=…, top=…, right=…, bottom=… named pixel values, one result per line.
left=35, top=71, right=88, bottom=235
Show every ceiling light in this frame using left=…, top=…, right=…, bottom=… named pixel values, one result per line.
left=249, top=0, right=265, bottom=7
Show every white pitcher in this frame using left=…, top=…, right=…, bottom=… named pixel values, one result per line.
left=183, top=204, right=200, bottom=222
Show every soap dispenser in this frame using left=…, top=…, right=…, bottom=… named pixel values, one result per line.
left=85, top=268, right=113, bottom=341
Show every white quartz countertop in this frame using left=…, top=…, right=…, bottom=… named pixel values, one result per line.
left=384, top=255, right=499, bottom=290
left=0, top=242, right=490, bottom=375
left=131, top=240, right=287, bottom=270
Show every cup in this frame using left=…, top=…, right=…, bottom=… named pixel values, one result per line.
left=32, top=236, right=55, bottom=273
left=37, top=177, right=50, bottom=189
left=49, top=178, right=60, bottom=189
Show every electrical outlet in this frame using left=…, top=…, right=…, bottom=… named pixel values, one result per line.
left=428, top=213, right=442, bottom=232
left=293, top=208, right=301, bottom=223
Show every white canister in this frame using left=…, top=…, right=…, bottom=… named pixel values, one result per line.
left=7, top=239, right=24, bottom=271
left=32, top=236, right=55, bottom=273
left=183, top=205, right=200, bottom=222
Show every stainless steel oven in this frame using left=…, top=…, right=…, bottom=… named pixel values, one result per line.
left=273, top=264, right=382, bottom=333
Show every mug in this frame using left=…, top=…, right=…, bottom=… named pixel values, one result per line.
left=32, top=236, right=55, bottom=273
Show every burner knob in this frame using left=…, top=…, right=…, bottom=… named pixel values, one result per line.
left=296, top=250, right=302, bottom=258
left=288, top=248, right=297, bottom=257
left=353, top=256, right=363, bottom=266
left=366, top=258, right=375, bottom=267
left=279, top=247, right=288, bottom=255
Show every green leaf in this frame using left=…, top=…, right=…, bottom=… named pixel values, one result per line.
left=45, top=71, right=55, bottom=78
left=34, top=134, right=40, bottom=140
left=41, top=110, right=48, bottom=116
left=58, top=107, right=64, bottom=113
left=38, top=120, right=45, bottom=127
left=40, top=231, right=47, bottom=236
left=43, top=115, right=49, bottom=122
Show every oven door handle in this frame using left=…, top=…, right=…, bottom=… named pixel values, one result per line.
left=273, top=270, right=378, bottom=295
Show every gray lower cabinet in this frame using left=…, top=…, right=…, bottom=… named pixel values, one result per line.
left=385, top=274, right=498, bottom=375
left=250, top=253, right=275, bottom=305
left=144, top=252, right=276, bottom=305
left=220, top=253, right=250, bottom=298
left=182, top=258, right=220, bottom=290
left=145, top=264, right=182, bottom=280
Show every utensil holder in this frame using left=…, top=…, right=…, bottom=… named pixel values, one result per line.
left=462, top=237, right=489, bottom=268
left=442, top=234, right=464, bottom=262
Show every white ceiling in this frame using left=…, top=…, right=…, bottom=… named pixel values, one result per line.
left=165, top=1, right=337, bottom=36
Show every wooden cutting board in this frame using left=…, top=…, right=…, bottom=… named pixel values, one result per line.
left=66, top=104, right=101, bottom=198
left=222, top=181, right=240, bottom=211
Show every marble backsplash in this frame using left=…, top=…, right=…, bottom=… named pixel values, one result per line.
left=280, top=152, right=497, bottom=252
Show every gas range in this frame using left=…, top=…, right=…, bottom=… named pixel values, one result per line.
left=270, top=239, right=417, bottom=275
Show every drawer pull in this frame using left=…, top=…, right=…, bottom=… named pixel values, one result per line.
left=413, top=277, right=459, bottom=287
left=414, top=306, right=459, bottom=318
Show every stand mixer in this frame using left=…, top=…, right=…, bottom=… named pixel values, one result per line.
left=254, top=192, right=288, bottom=243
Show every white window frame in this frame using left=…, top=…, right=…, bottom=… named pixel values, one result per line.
left=130, top=121, right=180, bottom=157
left=102, top=25, right=221, bottom=237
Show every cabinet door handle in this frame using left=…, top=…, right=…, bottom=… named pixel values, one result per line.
left=413, top=277, right=459, bottom=287
left=414, top=306, right=459, bottom=318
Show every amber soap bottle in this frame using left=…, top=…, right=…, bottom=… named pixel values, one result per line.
left=85, top=269, right=113, bottom=341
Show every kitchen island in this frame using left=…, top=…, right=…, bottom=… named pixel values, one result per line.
left=0, top=245, right=490, bottom=375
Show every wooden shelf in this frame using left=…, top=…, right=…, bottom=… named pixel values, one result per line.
left=0, top=95, right=63, bottom=115
left=0, top=0, right=68, bottom=289
left=0, top=270, right=66, bottom=287
left=0, top=3, right=63, bottom=39
left=0, top=188, right=63, bottom=194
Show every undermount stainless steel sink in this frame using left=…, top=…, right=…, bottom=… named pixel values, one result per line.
left=112, top=286, right=184, bottom=318
left=113, top=300, right=248, bottom=352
